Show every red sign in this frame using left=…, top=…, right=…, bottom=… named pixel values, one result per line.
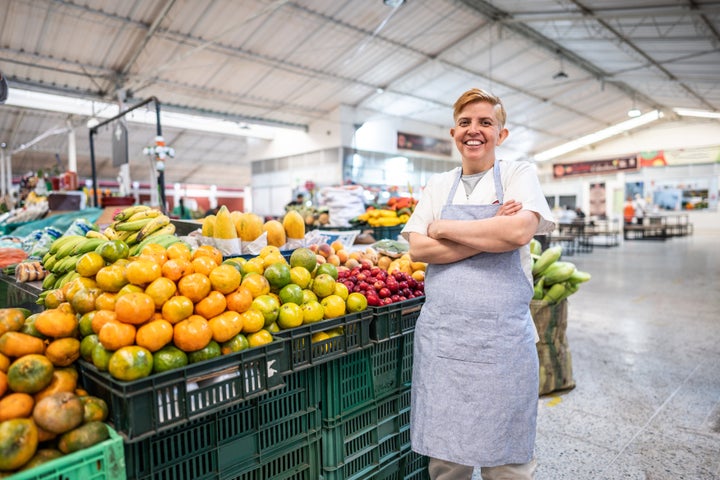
left=553, top=156, right=638, bottom=178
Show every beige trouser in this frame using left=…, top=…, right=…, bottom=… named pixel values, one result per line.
left=428, top=457, right=537, bottom=480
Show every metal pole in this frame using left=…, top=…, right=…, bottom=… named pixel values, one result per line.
left=89, top=129, right=99, bottom=208
left=155, top=102, right=167, bottom=214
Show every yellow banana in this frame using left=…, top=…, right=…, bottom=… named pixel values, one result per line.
left=114, top=217, right=156, bottom=231
left=127, top=209, right=162, bottom=222
left=136, top=215, right=171, bottom=242
left=103, top=226, right=121, bottom=240
left=86, top=230, right=110, bottom=241
left=113, top=205, right=152, bottom=222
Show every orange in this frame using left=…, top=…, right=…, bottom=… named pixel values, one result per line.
left=126, top=258, right=162, bottom=287
left=107, top=345, right=153, bottom=381
left=44, top=337, right=81, bottom=367
left=94, top=292, right=117, bottom=311
left=301, top=300, right=324, bottom=324
left=177, top=273, right=212, bottom=303
left=258, top=246, right=281, bottom=258
left=173, top=315, right=213, bottom=352
left=144, top=277, right=177, bottom=309
left=251, top=295, right=280, bottom=326
left=263, top=262, right=291, bottom=291
left=262, top=252, right=286, bottom=269
left=98, top=320, right=137, bottom=351
left=277, top=303, right=303, bottom=329
left=242, top=257, right=265, bottom=275
left=311, top=273, right=336, bottom=298
left=117, top=284, right=144, bottom=297
left=166, top=241, right=192, bottom=261
left=316, top=263, right=338, bottom=280
left=161, top=258, right=194, bottom=282
left=90, top=309, right=117, bottom=334
left=311, top=331, right=331, bottom=343
left=95, top=265, right=128, bottom=293
left=76, top=252, right=105, bottom=277
left=153, top=345, right=188, bottom=373
left=191, top=256, right=218, bottom=276
left=208, top=311, right=243, bottom=343
left=161, top=296, right=195, bottom=324
left=411, top=270, right=425, bottom=282
left=192, top=245, right=223, bottom=265
left=332, top=282, right=349, bottom=301
left=209, top=264, right=242, bottom=294
left=115, top=292, right=156, bottom=325
left=278, top=283, right=303, bottom=305
left=289, top=266, right=312, bottom=289
left=240, top=272, right=270, bottom=298
left=70, top=287, right=101, bottom=315
left=221, top=333, right=249, bottom=355
left=289, top=247, right=317, bottom=273
left=63, top=277, right=97, bottom=303
left=321, top=294, right=346, bottom=319
left=138, top=243, right=168, bottom=265
left=240, top=309, right=265, bottom=334
left=226, top=286, right=253, bottom=313
left=194, top=290, right=227, bottom=319
left=246, top=329, right=273, bottom=348
left=302, top=289, right=318, bottom=304
left=346, top=292, right=368, bottom=313
left=136, top=319, right=174, bottom=352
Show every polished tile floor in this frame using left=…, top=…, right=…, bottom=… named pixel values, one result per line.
left=472, top=233, right=720, bottom=480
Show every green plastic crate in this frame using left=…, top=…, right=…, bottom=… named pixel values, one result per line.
left=369, top=297, right=424, bottom=342
left=371, top=225, right=405, bottom=241
left=125, top=369, right=321, bottom=479
left=320, top=334, right=413, bottom=421
left=274, top=311, right=372, bottom=371
left=79, top=338, right=290, bottom=442
left=11, top=425, right=125, bottom=480
left=373, top=449, right=430, bottom=480
left=321, top=388, right=412, bottom=480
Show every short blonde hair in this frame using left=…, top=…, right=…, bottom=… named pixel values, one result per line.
left=453, top=88, right=507, bottom=128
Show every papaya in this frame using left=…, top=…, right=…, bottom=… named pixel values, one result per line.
left=58, top=421, right=109, bottom=454
left=213, top=205, right=237, bottom=239
left=0, top=393, right=34, bottom=421
left=78, top=395, right=109, bottom=423
left=0, top=332, right=45, bottom=358
left=34, top=366, right=79, bottom=403
left=201, top=215, right=215, bottom=237
left=0, top=308, right=27, bottom=336
left=0, top=371, right=6, bottom=397
left=34, top=308, right=78, bottom=339
left=0, top=418, right=38, bottom=471
left=20, top=448, right=63, bottom=470
left=33, top=392, right=84, bottom=434
left=7, top=354, right=54, bottom=394
left=282, top=210, right=306, bottom=239
left=44, top=337, right=81, bottom=367
left=19, top=314, right=48, bottom=340
left=0, top=353, right=9, bottom=373
left=235, top=212, right=263, bottom=242
left=263, top=220, right=286, bottom=247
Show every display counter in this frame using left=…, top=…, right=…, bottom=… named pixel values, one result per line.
left=0, top=273, right=43, bottom=312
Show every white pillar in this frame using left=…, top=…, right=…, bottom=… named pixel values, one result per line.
left=67, top=120, right=77, bottom=173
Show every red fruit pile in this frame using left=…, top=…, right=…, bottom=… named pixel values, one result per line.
left=337, top=263, right=425, bottom=306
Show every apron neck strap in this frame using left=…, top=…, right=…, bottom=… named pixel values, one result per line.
left=446, top=161, right=505, bottom=204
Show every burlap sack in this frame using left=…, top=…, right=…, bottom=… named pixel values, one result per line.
left=530, top=299, right=575, bottom=395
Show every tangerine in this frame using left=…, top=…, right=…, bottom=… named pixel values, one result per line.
left=108, top=345, right=153, bottom=381
left=192, top=245, right=223, bottom=265
left=98, top=320, right=137, bottom=351
left=221, top=333, right=249, bottom=354
left=277, top=303, right=303, bottom=329
left=321, top=294, right=346, bottom=319
left=135, top=319, right=174, bottom=352
left=191, top=256, right=218, bottom=276
left=75, top=252, right=105, bottom=277
left=152, top=345, right=188, bottom=373
left=126, top=258, right=162, bottom=286
left=263, top=262, right=291, bottom=291
left=115, top=292, right=155, bottom=325
left=161, top=258, right=194, bottom=282
left=177, top=273, right=212, bottom=303
left=95, top=265, right=128, bottom=293
left=208, top=311, right=243, bottom=343
left=251, top=295, right=280, bottom=326
left=246, top=329, right=273, bottom=348
left=259, top=246, right=281, bottom=258
left=239, top=309, right=265, bottom=334
left=97, top=240, right=129, bottom=263
left=194, top=290, right=227, bottom=319
left=144, top=277, right=177, bottom=309
left=94, top=292, right=117, bottom=311
left=166, top=242, right=192, bottom=261
left=90, top=310, right=117, bottom=335
left=187, top=340, right=221, bottom=364
left=241, top=272, right=270, bottom=298
left=173, top=315, right=213, bottom=352
left=161, top=295, right=194, bottom=324
left=209, top=264, right=242, bottom=294
left=138, top=244, right=167, bottom=265
left=242, top=257, right=265, bottom=275
left=226, top=286, right=253, bottom=313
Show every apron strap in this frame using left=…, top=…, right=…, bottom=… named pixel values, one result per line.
left=446, top=162, right=505, bottom=205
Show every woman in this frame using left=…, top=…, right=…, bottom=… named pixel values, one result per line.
left=402, top=88, right=555, bottom=479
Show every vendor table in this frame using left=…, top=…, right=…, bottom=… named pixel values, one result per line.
left=0, top=273, right=43, bottom=312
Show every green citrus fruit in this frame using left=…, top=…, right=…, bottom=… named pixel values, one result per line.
left=277, top=303, right=303, bottom=329
left=278, top=283, right=304, bottom=305
left=289, top=247, right=317, bottom=273
left=263, top=262, right=292, bottom=291
left=221, top=333, right=249, bottom=354
left=311, top=273, right=336, bottom=298
left=321, top=294, right=346, bottom=319
left=301, top=300, right=324, bottom=324
left=153, top=345, right=188, bottom=373
left=108, top=346, right=153, bottom=381
left=316, top=263, right=338, bottom=280
left=251, top=294, right=280, bottom=326
left=187, top=340, right=222, bottom=364
left=96, top=240, right=130, bottom=263
left=289, top=266, right=312, bottom=289
left=346, top=292, right=368, bottom=313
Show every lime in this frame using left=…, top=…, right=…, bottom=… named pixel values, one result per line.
left=279, top=283, right=304, bottom=305
left=251, top=294, right=280, bottom=326
left=263, top=262, right=292, bottom=291
left=221, top=333, right=249, bottom=354
left=289, top=248, right=317, bottom=273
left=316, top=263, right=338, bottom=280
left=153, top=345, right=189, bottom=373
left=187, top=340, right=222, bottom=364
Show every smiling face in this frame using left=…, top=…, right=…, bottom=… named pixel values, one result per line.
left=450, top=101, right=509, bottom=174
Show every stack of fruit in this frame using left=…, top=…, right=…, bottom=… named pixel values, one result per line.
left=337, top=262, right=424, bottom=307
left=202, top=206, right=306, bottom=250
left=531, top=240, right=591, bottom=304
left=0, top=308, right=112, bottom=474
left=100, top=206, right=175, bottom=247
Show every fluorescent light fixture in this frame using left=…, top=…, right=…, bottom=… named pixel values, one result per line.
left=5, top=88, right=278, bottom=140
left=672, top=107, right=720, bottom=119
left=627, top=108, right=641, bottom=118
left=534, top=110, right=663, bottom=162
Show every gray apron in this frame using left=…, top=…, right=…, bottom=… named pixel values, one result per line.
left=410, top=163, right=539, bottom=467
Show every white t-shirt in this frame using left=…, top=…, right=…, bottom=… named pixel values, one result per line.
left=402, top=160, right=556, bottom=284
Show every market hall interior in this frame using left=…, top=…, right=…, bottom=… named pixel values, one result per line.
left=474, top=232, right=720, bottom=480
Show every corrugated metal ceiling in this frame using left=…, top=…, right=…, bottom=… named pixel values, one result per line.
left=0, top=0, right=718, bottom=188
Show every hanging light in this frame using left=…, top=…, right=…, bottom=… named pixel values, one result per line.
left=627, top=107, right=642, bottom=118
left=383, top=0, right=405, bottom=7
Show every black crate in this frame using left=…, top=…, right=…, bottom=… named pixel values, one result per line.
left=369, top=297, right=424, bottom=342
left=79, top=339, right=290, bottom=442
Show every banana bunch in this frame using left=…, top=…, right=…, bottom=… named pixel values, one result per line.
left=101, top=205, right=176, bottom=246
left=40, top=233, right=108, bottom=291
left=531, top=240, right=591, bottom=305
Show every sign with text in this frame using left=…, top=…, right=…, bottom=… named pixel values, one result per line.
left=553, top=156, right=638, bottom=178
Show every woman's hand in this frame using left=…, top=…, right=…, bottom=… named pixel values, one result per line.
left=496, top=199, right=522, bottom=216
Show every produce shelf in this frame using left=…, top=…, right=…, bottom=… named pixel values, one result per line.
left=274, top=310, right=372, bottom=372
left=78, top=338, right=290, bottom=442
left=12, top=425, right=125, bottom=480
left=321, top=332, right=413, bottom=421
left=124, top=369, right=321, bottom=479
left=321, top=387, right=412, bottom=480
left=369, top=297, right=424, bottom=342
left=371, top=225, right=405, bottom=241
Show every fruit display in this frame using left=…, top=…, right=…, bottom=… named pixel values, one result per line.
left=201, top=205, right=306, bottom=254
left=530, top=240, right=592, bottom=304
left=100, top=205, right=175, bottom=248
left=0, top=307, right=112, bottom=474
left=350, top=196, right=417, bottom=229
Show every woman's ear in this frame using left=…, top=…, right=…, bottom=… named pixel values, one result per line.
left=449, top=128, right=455, bottom=138
left=497, top=127, right=509, bottom=145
